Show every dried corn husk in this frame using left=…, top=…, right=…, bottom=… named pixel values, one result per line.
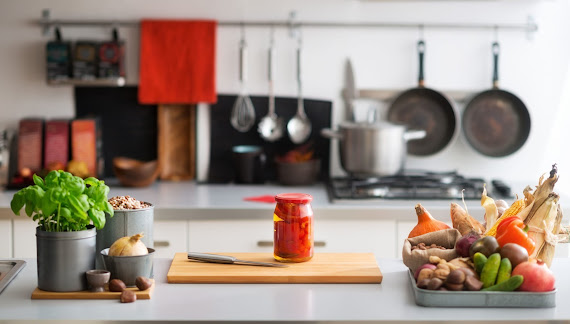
left=485, top=198, right=526, bottom=237
left=535, top=204, right=564, bottom=267
left=481, top=184, right=499, bottom=233
left=524, top=165, right=559, bottom=222
left=525, top=193, right=559, bottom=261
left=450, top=202, right=485, bottom=235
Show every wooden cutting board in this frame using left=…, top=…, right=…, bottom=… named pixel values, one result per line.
left=167, top=253, right=382, bottom=284
left=31, top=280, right=155, bottom=300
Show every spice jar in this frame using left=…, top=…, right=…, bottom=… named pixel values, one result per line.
left=273, top=193, right=314, bottom=262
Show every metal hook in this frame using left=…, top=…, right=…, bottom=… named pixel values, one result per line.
left=269, top=25, right=275, bottom=47
left=288, top=10, right=299, bottom=39
left=493, top=25, right=499, bottom=43
left=240, top=22, right=246, bottom=46
left=418, top=24, right=425, bottom=41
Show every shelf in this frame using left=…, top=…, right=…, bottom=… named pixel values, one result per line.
left=47, top=77, right=126, bottom=87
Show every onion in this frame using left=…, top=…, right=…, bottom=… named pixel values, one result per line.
left=414, top=263, right=437, bottom=280
left=109, top=233, right=148, bottom=256
left=455, top=231, right=481, bottom=257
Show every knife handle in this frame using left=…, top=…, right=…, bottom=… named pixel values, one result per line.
left=187, top=252, right=236, bottom=264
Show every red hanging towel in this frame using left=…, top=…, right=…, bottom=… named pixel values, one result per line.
left=139, top=20, right=217, bottom=104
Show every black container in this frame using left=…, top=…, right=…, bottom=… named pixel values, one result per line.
left=98, top=28, right=125, bottom=78
left=46, top=27, right=71, bottom=81
left=73, top=41, right=98, bottom=79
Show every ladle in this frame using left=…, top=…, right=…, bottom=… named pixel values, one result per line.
left=230, top=27, right=256, bottom=132
left=287, top=36, right=311, bottom=144
left=258, top=29, right=284, bottom=141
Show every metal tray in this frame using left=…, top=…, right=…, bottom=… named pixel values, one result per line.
left=408, top=270, right=556, bottom=308
left=0, top=260, right=26, bottom=294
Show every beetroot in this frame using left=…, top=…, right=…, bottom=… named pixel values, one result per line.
left=455, top=231, right=481, bottom=257
left=414, top=263, right=437, bottom=280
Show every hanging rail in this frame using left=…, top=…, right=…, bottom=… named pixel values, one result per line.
left=37, top=9, right=538, bottom=37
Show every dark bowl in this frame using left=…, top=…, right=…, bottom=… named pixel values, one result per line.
left=275, top=159, right=321, bottom=186
left=113, top=157, right=160, bottom=187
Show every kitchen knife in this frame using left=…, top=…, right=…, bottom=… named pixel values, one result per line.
left=344, top=59, right=357, bottom=121
left=187, top=252, right=288, bottom=268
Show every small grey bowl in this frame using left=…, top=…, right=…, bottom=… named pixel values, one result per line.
left=85, top=269, right=110, bottom=292
left=100, top=248, right=155, bottom=287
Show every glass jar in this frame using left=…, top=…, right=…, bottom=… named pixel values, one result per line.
left=273, top=193, right=314, bottom=262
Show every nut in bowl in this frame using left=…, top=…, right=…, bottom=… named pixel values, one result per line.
left=100, top=247, right=155, bottom=287
left=112, top=157, right=159, bottom=187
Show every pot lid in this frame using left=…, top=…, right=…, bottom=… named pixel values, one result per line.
left=339, top=121, right=406, bottom=130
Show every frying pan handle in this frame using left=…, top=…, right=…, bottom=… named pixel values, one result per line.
left=320, top=128, right=344, bottom=140
left=404, top=129, right=427, bottom=142
left=492, top=42, right=500, bottom=89
left=417, top=40, right=425, bottom=87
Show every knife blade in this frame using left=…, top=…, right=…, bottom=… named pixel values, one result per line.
left=344, top=59, right=357, bottom=121
left=187, top=252, right=288, bottom=268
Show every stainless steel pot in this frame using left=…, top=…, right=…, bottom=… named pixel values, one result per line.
left=321, top=121, right=426, bottom=177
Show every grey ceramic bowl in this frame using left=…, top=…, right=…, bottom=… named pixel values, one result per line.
left=100, top=248, right=155, bottom=287
left=275, top=159, right=321, bottom=186
left=85, top=269, right=110, bottom=292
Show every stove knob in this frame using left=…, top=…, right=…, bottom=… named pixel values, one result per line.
left=491, top=179, right=511, bottom=198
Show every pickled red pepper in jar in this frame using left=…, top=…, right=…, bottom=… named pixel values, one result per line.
left=273, top=193, right=314, bottom=262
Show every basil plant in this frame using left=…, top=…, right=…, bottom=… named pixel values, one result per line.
left=10, top=170, right=114, bottom=232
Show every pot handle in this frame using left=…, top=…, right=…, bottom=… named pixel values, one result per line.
left=403, top=129, right=426, bottom=141
left=320, top=128, right=344, bottom=140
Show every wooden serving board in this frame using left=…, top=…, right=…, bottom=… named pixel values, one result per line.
left=167, top=253, right=382, bottom=284
left=31, top=280, right=155, bottom=300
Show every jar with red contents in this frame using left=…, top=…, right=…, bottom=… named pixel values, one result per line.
left=273, top=193, right=313, bottom=262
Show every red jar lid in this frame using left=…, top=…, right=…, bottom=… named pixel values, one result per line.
left=275, top=193, right=313, bottom=204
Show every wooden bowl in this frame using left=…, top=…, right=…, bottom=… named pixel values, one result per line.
left=112, top=157, right=160, bottom=187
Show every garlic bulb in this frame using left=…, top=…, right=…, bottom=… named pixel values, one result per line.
left=108, top=233, right=148, bottom=256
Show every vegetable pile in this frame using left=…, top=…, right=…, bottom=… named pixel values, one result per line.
left=406, top=164, right=564, bottom=293
left=10, top=170, right=114, bottom=232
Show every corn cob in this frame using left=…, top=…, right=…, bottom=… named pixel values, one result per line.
left=525, top=192, right=560, bottom=261
left=536, top=203, right=563, bottom=267
left=485, top=198, right=526, bottom=237
left=481, top=184, right=499, bottom=233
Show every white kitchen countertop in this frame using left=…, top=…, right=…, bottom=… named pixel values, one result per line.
left=1, top=180, right=569, bottom=223
left=1, top=257, right=569, bottom=323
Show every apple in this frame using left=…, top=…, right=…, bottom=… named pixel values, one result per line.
left=512, top=259, right=555, bottom=292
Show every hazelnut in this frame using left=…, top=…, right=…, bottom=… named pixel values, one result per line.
left=464, top=276, right=483, bottom=291
left=416, top=278, right=431, bottom=289
left=120, top=290, right=137, bottom=303
left=446, top=269, right=466, bottom=285
left=135, top=276, right=152, bottom=291
left=109, top=279, right=126, bottom=292
left=445, top=282, right=464, bottom=291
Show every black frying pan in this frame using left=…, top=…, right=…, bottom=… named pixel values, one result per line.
left=387, top=40, right=457, bottom=156
left=462, top=42, right=531, bottom=157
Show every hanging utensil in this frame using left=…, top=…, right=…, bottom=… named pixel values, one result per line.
left=343, top=58, right=357, bottom=122
left=230, top=27, right=256, bottom=132
left=462, top=42, right=531, bottom=157
left=258, top=29, right=284, bottom=141
left=287, top=34, right=312, bottom=144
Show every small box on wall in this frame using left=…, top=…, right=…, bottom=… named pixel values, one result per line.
left=18, top=118, right=44, bottom=173
left=44, top=119, right=69, bottom=170
left=71, top=118, right=103, bottom=178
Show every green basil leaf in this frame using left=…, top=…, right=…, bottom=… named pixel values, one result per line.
left=45, top=170, right=60, bottom=188
left=25, top=202, right=34, bottom=217
left=88, top=209, right=105, bottom=230
left=10, top=191, right=26, bottom=215
left=33, top=174, right=46, bottom=190
left=41, top=195, right=58, bottom=217
left=103, top=201, right=114, bottom=217
left=78, top=194, right=91, bottom=210
left=59, top=207, right=73, bottom=222
left=49, top=187, right=64, bottom=204
left=67, top=195, right=88, bottom=215
left=84, top=177, right=99, bottom=187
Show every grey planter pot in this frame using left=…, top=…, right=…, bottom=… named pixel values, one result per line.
left=36, top=225, right=96, bottom=292
left=95, top=203, right=154, bottom=269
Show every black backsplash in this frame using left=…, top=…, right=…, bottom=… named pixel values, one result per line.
left=74, top=86, right=158, bottom=178
left=207, top=94, right=332, bottom=184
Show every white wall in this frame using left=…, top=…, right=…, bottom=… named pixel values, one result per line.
left=0, top=0, right=569, bottom=194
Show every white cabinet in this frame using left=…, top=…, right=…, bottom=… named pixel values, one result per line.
left=188, top=219, right=398, bottom=258
left=13, top=218, right=37, bottom=258
left=316, top=219, right=397, bottom=258
left=152, top=220, right=188, bottom=258
left=0, top=219, right=11, bottom=258
left=188, top=219, right=273, bottom=253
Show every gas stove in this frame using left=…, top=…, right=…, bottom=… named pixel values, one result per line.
left=327, top=170, right=513, bottom=202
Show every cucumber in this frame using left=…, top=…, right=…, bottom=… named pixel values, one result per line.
left=480, top=253, right=501, bottom=288
left=473, top=252, right=488, bottom=275
left=496, top=258, right=512, bottom=284
left=481, top=275, right=524, bottom=291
